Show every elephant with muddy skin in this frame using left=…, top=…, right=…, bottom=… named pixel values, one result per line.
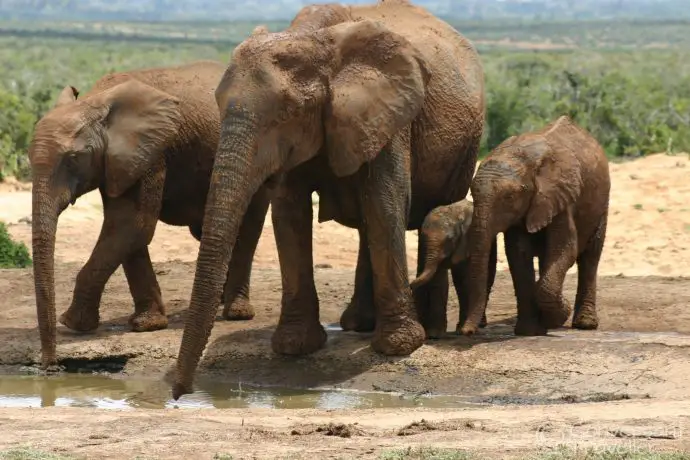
left=172, top=0, right=486, bottom=399
left=410, top=200, right=498, bottom=334
left=459, top=115, right=610, bottom=338
left=30, top=60, right=270, bottom=369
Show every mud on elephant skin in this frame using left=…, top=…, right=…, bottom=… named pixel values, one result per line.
left=411, top=200, right=498, bottom=338
left=460, top=115, right=611, bottom=337
left=29, top=60, right=270, bottom=368
left=173, top=0, right=486, bottom=399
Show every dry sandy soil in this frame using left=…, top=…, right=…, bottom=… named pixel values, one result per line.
left=1, top=153, right=690, bottom=459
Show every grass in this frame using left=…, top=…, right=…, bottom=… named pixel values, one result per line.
left=0, top=448, right=79, bottom=460
left=530, top=445, right=690, bottom=459
left=380, top=447, right=474, bottom=460
left=378, top=446, right=690, bottom=460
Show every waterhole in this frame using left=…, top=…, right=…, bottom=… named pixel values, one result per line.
left=0, top=373, right=475, bottom=410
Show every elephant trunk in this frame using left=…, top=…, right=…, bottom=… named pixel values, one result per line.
left=173, top=110, right=261, bottom=400
left=461, top=205, right=494, bottom=335
left=410, top=235, right=442, bottom=290
left=32, top=177, right=60, bottom=367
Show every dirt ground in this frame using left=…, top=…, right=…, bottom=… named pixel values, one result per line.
left=1, top=153, right=690, bottom=459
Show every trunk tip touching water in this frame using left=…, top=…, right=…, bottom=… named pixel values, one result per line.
left=172, top=381, right=191, bottom=400
left=173, top=114, right=261, bottom=399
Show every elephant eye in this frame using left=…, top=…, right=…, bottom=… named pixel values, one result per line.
left=64, top=152, right=79, bottom=169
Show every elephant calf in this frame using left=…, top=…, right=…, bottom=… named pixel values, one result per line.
left=411, top=200, right=497, bottom=337
left=29, top=61, right=270, bottom=368
left=460, top=115, right=611, bottom=337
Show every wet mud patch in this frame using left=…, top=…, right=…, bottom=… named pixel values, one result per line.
left=58, top=355, right=132, bottom=373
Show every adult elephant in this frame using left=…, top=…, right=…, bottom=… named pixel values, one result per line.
left=172, top=0, right=485, bottom=398
left=30, top=60, right=270, bottom=369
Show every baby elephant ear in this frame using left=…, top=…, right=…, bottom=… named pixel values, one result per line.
left=450, top=236, right=469, bottom=265
left=450, top=212, right=473, bottom=265
left=250, top=25, right=269, bottom=36
left=525, top=146, right=583, bottom=233
left=54, top=86, right=79, bottom=107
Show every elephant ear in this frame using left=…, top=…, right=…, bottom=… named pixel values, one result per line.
left=54, top=86, right=79, bottom=107
left=525, top=144, right=583, bottom=233
left=323, top=19, right=430, bottom=177
left=450, top=208, right=473, bottom=265
left=250, top=25, right=269, bottom=36
left=99, top=79, right=181, bottom=198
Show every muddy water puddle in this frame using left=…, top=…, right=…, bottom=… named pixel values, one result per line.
left=0, top=374, right=476, bottom=410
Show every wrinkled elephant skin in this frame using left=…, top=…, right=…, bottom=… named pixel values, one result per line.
left=29, top=60, right=269, bottom=368
left=173, top=0, right=486, bottom=399
left=461, top=115, right=611, bottom=337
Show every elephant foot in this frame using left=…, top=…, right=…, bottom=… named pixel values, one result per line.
left=455, top=312, right=489, bottom=335
left=419, top=306, right=448, bottom=340
left=424, top=323, right=447, bottom=340
left=372, top=316, right=425, bottom=356
left=222, top=297, right=255, bottom=321
left=479, top=312, right=488, bottom=328
left=572, top=307, right=599, bottom=330
left=514, top=318, right=547, bottom=336
left=59, top=305, right=99, bottom=332
left=458, top=323, right=478, bottom=336
left=339, top=297, right=376, bottom=332
left=129, top=310, right=168, bottom=332
left=271, top=320, right=327, bottom=355
left=537, top=297, right=572, bottom=329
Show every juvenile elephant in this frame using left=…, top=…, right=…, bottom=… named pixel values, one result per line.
left=30, top=61, right=270, bottom=368
left=172, top=0, right=485, bottom=398
left=459, top=115, right=610, bottom=337
left=410, top=200, right=497, bottom=335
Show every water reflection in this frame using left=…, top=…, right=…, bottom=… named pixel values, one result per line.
left=0, top=374, right=470, bottom=410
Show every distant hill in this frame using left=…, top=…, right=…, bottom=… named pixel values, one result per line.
left=0, top=0, right=688, bottom=21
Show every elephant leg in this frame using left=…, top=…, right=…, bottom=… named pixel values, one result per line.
left=270, top=180, right=326, bottom=355
left=504, top=228, right=545, bottom=336
left=362, top=138, right=425, bottom=356
left=454, top=238, right=496, bottom=333
left=339, top=229, right=376, bottom=332
left=122, top=245, right=168, bottom=332
left=222, top=186, right=270, bottom=321
left=572, top=213, right=607, bottom=330
left=481, top=238, right=498, bottom=328
left=452, top=259, right=470, bottom=332
left=60, top=193, right=160, bottom=332
left=416, top=234, right=449, bottom=339
left=534, top=212, right=577, bottom=329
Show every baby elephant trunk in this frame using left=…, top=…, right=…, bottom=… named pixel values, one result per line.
left=410, top=235, right=444, bottom=290
left=410, top=261, right=439, bottom=290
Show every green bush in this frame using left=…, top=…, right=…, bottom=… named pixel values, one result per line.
left=480, top=50, right=690, bottom=157
left=0, top=221, right=32, bottom=268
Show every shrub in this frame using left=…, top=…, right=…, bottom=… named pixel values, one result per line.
left=0, top=221, right=32, bottom=268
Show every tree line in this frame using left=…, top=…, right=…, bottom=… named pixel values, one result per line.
left=1, top=32, right=689, bottom=180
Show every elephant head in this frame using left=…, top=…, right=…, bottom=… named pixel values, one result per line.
left=173, top=18, right=430, bottom=399
left=30, top=80, right=181, bottom=367
left=410, top=200, right=474, bottom=289
left=460, top=133, right=582, bottom=335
